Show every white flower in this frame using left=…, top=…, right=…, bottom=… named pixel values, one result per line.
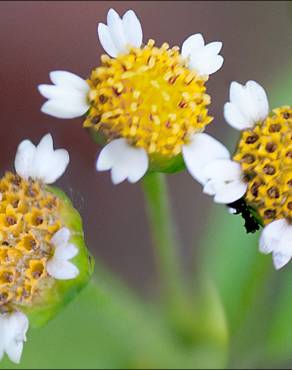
left=182, top=133, right=248, bottom=204
left=38, top=8, right=224, bottom=185
left=181, top=33, right=224, bottom=76
left=14, top=133, right=69, bottom=184
left=94, top=8, right=223, bottom=184
left=224, top=80, right=269, bottom=130
left=0, top=311, right=29, bottom=364
left=96, top=138, right=148, bottom=185
left=47, top=227, right=79, bottom=280
left=98, top=8, right=143, bottom=57
left=38, top=71, right=90, bottom=119
left=259, top=219, right=292, bottom=270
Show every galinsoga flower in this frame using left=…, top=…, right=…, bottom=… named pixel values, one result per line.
left=188, top=80, right=292, bottom=270
left=38, top=8, right=224, bottom=184
left=0, top=134, right=93, bottom=363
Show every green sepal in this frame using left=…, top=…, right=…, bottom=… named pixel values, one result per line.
left=19, top=186, right=94, bottom=328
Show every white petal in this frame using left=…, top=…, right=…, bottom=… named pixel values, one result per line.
left=47, top=259, right=79, bottom=280
left=224, top=80, right=269, bottom=130
left=213, top=182, right=247, bottom=204
left=203, top=41, right=223, bottom=55
left=203, top=159, right=243, bottom=184
left=203, top=159, right=247, bottom=203
left=259, top=220, right=292, bottom=270
left=0, top=316, right=6, bottom=361
left=40, top=96, right=89, bottom=119
left=202, top=180, right=216, bottom=196
left=182, top=133, right=230, bottom=185
left=47, top=226, right=79, bottom=280
left=224, top=102, right=249, bottom=130
left=230, top=82, right=258, bottom=125
left=2, top=312, right=29, bottom=364
left=98, top=23, right=119, bottom=58
left=182, top=34, right=224, bottom=76
left=276, top=224, right=292, bottom=255
left=107, top=8, right=128, bottom=54
left=181, top=34, right=204, bottom=57
left=96, top=139, right=149, bottom=185
left=49, top=71, right=89, bottom=92
left=122, top=10, right=143, bottom=48
left=259, top=219, right=287, bottom=254
left=246, top=81, right=269, bottom=121
left=54, top=243, right=78, bottom=261
left=14, top=140, right=36, bottom=180
left=51, top=227, right=71, bottom=248
left=38, top=84, right=86, bottom=100
left=194, top=54, right=223, bottom=76
left=30, top=134, right=70, bottom=184
left=273, top=253, right=291, bottom=270
left=38, top=71, right=89, bottom=119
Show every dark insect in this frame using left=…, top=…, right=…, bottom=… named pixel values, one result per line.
left=227, top=198, right=260, bottom=233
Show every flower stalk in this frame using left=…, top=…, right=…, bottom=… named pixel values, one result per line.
left=142, top=172, right=189, bottom=314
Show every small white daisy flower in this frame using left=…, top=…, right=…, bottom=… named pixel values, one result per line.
left=190, top=80, right=292, bottom=269
left=38, top=8, right=224, bottom=184
left=0, top=134, right=90, bottom=363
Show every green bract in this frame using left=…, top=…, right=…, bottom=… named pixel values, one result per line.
left=22, top=186, right=94, bottom=328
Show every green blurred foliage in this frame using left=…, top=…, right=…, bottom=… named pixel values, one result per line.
left=1, top=269, right=227, bottom=369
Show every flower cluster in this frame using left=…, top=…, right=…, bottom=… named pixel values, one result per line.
left=0, top=134, right=92, bottom=363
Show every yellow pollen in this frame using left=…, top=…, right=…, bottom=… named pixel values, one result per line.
left=0, top=172, right=62, bottom=312
left=84, top=39, right=212, bottom=157
left=233, top=107, right=292, bottom=225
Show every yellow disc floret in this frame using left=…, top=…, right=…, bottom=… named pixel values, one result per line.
left=233, top=107, right=292, bottom=225
left=84, top=40, right=212, bottom=157
left=0, top=172, right=62, bottom=313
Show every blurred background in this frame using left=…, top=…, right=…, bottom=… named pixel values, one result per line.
left=1, top=1, right=292, bottom=368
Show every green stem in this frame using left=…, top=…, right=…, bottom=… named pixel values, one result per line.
left=141, top=172, right=188, bottom=310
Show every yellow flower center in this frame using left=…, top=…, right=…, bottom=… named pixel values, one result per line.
left=0, top=172, right=62, bottom=312
left=84, top=40, right=212, bottom=157
left=233, top=107, right=292, bottom=225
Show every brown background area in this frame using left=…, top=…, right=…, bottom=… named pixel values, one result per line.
left=0, top=1, right=291, bottom=295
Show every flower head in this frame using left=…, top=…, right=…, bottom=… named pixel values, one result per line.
left=188, top=80, right=292, bottom=269
left=38, top=8, right=224, bottom=184
left=0, top=134, right=93, bottom=363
